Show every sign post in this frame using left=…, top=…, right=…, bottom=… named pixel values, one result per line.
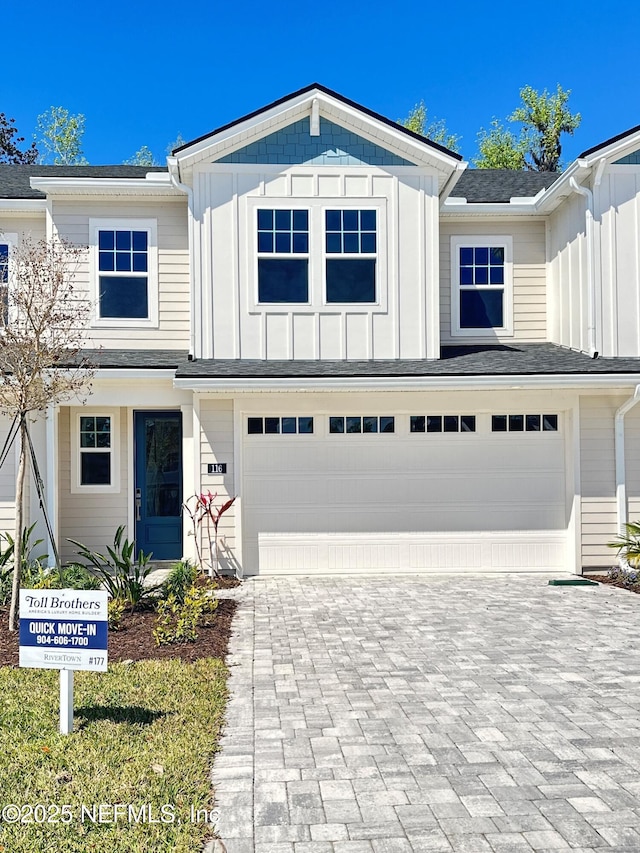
left=19, top=589, right=108, bottom=734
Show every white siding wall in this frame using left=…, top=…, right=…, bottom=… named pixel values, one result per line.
left=58, top=406, right=128, bottom=562
left=440, top=219, right=547, bottom=345
left=51, top=197, right=189, bottom=349
left=0, top=215, right=46, bottom=242
left=198, top=399, right=236, bottom=571
left=0, top=416, right=16, bottom=538
left=548, top=193, right=589, bottom=351
left=193, top=164, right=439, bottom=360
left=597, top=166, right=640, bottom=356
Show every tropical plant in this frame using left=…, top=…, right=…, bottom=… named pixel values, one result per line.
left=161, top=559, right=200, bottom=605
left=608, top=521, right=640, bottom=568
left=68, top=525, right=159, bottom=611
left=182, top=492, right=236, bottom=578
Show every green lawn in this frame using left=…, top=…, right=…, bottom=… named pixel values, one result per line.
left=0, top=658, right=228, bottom=852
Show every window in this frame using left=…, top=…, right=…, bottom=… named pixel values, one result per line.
left=325, top=210, right=376, bottom=303
left=257, top=209, right=309, bottom=303
left=247, top=416, right=313, bottom=434
left=71, top=409, right=120, bottom=493
left=329, top=416, right=394, bottom=434
left=451, top=236, right=512, bottom=336
left=410, top=415, right=476, bottom=433
left=492, top=414, right=558, bottom=432
left=0, top=233, right=17, bottom=326
left=90, top=219, right=157, bottom=326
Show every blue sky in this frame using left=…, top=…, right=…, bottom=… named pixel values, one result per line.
left=3, top=0, right=640, bottom=167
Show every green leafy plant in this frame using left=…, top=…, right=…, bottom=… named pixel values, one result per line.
left=608, top=521, right=640, bottom=568
left=107, top=597, right=126, bottom=631
left=0, top=525, right=50, bottom=603
left=161, top=560, right=200, bottom=605
left=20, top=562, right=102, bottom=591
left=153, top=582, right=218, bottom=646
left=68, top=525, right=159, bottom=611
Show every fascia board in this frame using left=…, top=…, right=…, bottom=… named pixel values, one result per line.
left=177, top=89, right=461, bottom=173
left=95, top=369, right=179, bottom=380
left=29, top=176, right=181, bottom=197
left=581, top=130, right=640, bottom=164
left=441, top=201, right=539, bottom=216
left=0, top=199, right=47, bottom=213
left=534, top=161, right=591, bottom=213
left=174, top=374, right=640, bottom=393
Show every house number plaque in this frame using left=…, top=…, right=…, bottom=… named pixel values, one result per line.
left=208, top=463, right=227, bottom=474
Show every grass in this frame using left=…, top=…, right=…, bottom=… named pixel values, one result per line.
left=0, top=658, right=228, bottom=852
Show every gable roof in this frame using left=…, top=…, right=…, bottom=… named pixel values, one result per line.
left=0, top=165, right=168, bottom=199
left=174, top=82, right=464, bottom=162
left=580, top=123, right=640, bottom=158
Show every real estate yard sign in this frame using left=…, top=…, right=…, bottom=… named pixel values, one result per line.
left=19, top=589, right=108, bottom=734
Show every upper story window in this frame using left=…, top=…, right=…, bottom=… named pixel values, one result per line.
left=451, top=236, right=513, bottom=337
left=257, top=209, right=309, bottom=303
left=90, top=219, right=158, bottom=327
left=325, top=210, right=377, bottom=303
left=0, top=233, right=17, bottom=326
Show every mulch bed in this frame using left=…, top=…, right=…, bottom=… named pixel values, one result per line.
left=584, top=574, right=640, bottom=594
left=0, top=591, right=239, bottom=668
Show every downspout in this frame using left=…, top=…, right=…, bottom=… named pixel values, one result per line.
left=167, top=157, right=196, bottom=359
left=615, top=385, right=640, bottom=536
left=569, top=175, right=597, bottom=357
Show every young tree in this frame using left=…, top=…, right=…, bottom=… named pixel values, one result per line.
left=35, top=107, right=88, bottom=165
left=0, top=114, right=38, bottom=164
left=0, top=237, right=94, bottom=631
left=509, top=84, right=581, bottom=172
left=399, top=100, right=461, bottom=153
left=123, top=145, right=157, bottom=166
left=473, top=119, right=529, bottom=170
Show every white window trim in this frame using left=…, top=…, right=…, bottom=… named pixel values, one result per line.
left=0, top=233, right=17, bottom=326
left=89, top=218, right=158, bottom=329
left=450, top=235, right=513, bottom=338
left=247, top=197, right=388, bottom=314
left=70, top=407, right=120, bottom=494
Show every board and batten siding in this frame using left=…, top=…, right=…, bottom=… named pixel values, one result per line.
left=597, top=166, right=640, bottom=356
left=440, top=219, right=547, bottom=345
left=579, top=394, right=640, bottom=568
left=192, top=164, right=440, bottom=360
left=50, top=197, right=190, bottom=349
left=548, top=193, right=589, bottom=352
left=198, top=399, right=236, bottom=571
left=58, top=406, right=128, bottom=562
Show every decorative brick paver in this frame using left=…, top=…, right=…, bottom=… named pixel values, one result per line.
left=213, top=575, right=640, bottom=852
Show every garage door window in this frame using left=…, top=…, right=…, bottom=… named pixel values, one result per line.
left=492, top=414, right=558, bottom=432
left=329, top=416, right=394, bottom=434
left=247, top=416, right=313, bottom=434
left=410, top=415, right=476, bottom=433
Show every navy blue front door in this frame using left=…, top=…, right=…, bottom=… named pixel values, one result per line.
left=134, top=412, right=182, bottom=560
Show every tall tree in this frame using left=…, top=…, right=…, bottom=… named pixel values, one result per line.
left=510, top=85, right=581, bottom=172
left=123, top=145, right=157, bottom=166
left=473, top=119, right=528, bottom=170
left=35, top=107, right=88, bottom=165
left=399, top=101, right=461, bottom=153
left=0, top=114, right=38, bottom=164
left=0, top=237, right=94, bottom=631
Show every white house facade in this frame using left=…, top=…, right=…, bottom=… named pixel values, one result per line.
left=2, top=84, right=640, bottom=576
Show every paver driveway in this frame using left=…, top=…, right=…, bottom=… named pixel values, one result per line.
left=213, top=575, right=640, bottom=853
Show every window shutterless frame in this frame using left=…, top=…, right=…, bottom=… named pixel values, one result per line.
left=89, top=218, right=158, bottom=328
left=0, top=233, right=17, bottom=327
left=450, top=235, right=513, bottom=337
left=70, top=408, right=120, bottom=494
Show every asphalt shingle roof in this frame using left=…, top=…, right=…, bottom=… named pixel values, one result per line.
left=452, top=170, right=560, bottom=203
left=77, top=349, right=188, bottom=369
left=0, top=165, right=168, bottom=199
left=175, top=344, right=640, bottom=379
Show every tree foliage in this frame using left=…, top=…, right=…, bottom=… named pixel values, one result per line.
left=166, top=133, right=187, bottom=154
left=0, top=237, right=94, bottom=630
left=0, top=114, right=38, bottom=164
left=123, top=145, right=157, bottom=166
left=474, top=84, right=580, bottom=172
left=399, top=101, right=461, bottom=153
left=473, top=119, right=528, bottom=170
left=35, top=107, right=88, bottom=165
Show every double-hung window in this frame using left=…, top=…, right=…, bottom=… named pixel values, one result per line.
left=71, top=408, right=120, bottom=493
left=257, top=209, right=309, bottom=303
left=91, top=219, right=157, bottom=326
left=451, top=236, right=512, bottom=336
left=325, top=209, right=376, bottom=303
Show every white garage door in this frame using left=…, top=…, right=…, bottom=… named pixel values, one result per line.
left=242, top=413, right=567, bottom=574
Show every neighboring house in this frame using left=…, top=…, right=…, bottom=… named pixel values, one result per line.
left=2, top=83, right=640, bottom=576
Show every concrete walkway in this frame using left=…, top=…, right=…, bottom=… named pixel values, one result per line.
left=213, top=575, right=640, bottom=852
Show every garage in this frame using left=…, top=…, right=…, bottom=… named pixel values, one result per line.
left=241, top=409, right=568, bottom=574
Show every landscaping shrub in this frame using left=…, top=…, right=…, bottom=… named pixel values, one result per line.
left=153, top=581, right=218, bottom=646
